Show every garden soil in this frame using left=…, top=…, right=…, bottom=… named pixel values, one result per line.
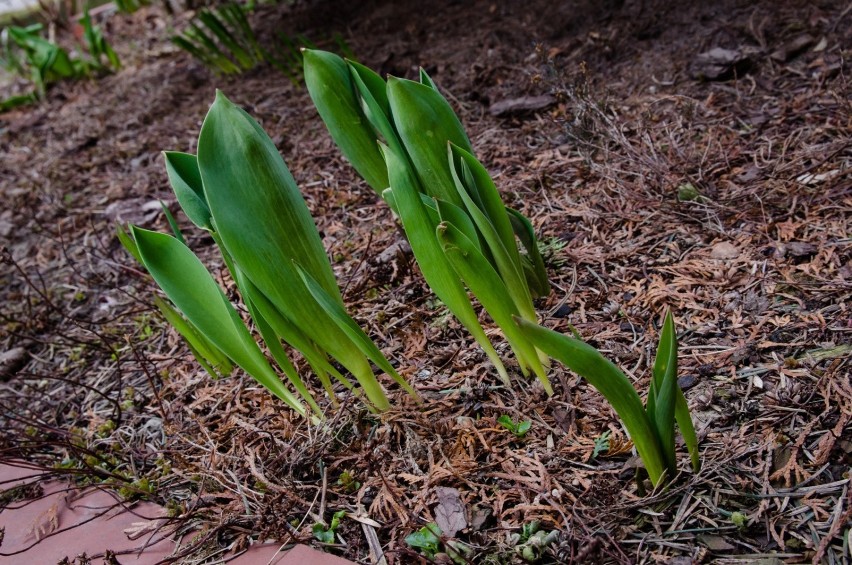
left=1, top=0, right=850, bottom=563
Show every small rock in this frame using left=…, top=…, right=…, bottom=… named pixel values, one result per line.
left=0, top=347, right=27, bottom=381
left=375, top=240, right=412, bottom=264
left=678, top=374, right=698, bottom=390
left=785, top=241, right=818, bottom=258
left=488, top=95, right=555, bottom=117
left=691, top=47, right=752, bottom=81
left=710, top=241, right=740, bottom=260
left=552, top=304, right=572, bottom=318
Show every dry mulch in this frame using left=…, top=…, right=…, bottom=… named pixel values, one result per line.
left=1, top=0, right=850, bottom=563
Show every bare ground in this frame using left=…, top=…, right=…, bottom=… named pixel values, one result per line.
left=1, top=0, right=850, bottom=563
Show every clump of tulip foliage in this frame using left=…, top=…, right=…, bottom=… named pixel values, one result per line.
left=122, top=53, right=700, bottom=486
left=121, top=91, right=416, bottom=420
left=304, top=49, right=552, bottom=392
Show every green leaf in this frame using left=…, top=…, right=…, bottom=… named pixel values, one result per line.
left=346, top=60, right=397, bottom=147
left=153, top=296, right=233, bottom=379
left=163, top=152, right=211, bottom=230
left=497, top=414, right=514, bottom=431
left=405, top=523, right=442, bottom=557
left=506, top=207, right=550, bottom=299
left=197, top=9, right=254, bottom=69
left=381, top=143, right=510, bottom=385
left=303, top=49, right=388, bottom=191
left=651, top=311, right=678, bottom=474
left=654, top=311, right=700, bottom=472
left=240, top=276, right=354, bottom=399
left=514, top=318, right=667, bottom=485
left=387, top=76, right=472, bottom=207
left=116, top=223, right=142, bottom=264
left=447, top=144, right=536, bottom=322
left=437, top=221, right=550, bottom=393
left=198, top=91, right=394, bottom=407
left=676, top=389, right=701, bottom=473
left=159, top=201, right=185, bottom=245
left=233, top=266, right=323, bottom=417
left=297, top=262, right=420, bottom=409
left=131, top=226, right=307, bottom=417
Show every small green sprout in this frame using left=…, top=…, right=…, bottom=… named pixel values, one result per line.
left=497, top=415, right=532, bottom=438
left=312, top=509, right=345, bottom=543
left=730, top=511, right=747, bottom=529
left=404, top=523, right=442, bottom=560
left=337, top=470, right=361, bottom=493
left=510, top=521, right=559, bottom=563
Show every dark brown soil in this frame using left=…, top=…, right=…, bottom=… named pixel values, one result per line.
left=1, top=0, right=850, bottom=563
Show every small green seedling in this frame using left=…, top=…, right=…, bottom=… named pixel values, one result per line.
left=591, top=430, right=611, bottom=459
left=337, top=470, right=361, bottom=493
left=312, top=509, right=345, bottom=543
left=404, top=523, right=470, bottom=564
left=730, top=511, right=747, bottom=530
left=497, top=415, right=532, bottom=438
left=405, top=523, right=442, bottom=560
left=510, top=521, right=559, bottom=563
left=515, top=311, right=700, bottom=488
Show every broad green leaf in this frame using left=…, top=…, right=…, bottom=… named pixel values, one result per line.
left=131, top=226, right=307, bottom=417
left=153, top=296, right=233, bottom=379
left=387, top=76, right=471, bottom=207
left=437, top=221, right=551, bottom=393
left=198, top=92, right=389, bottom=404
left=653, top=312, right=700, bottom=472
left=506, top=207, right=550, bottom=299
left=297, top=263, right=418, bottom=406
left=232, top=265, right=323, bottom=417
left=434, top=199, right=480, bottom=254
left=198, top=90, right=341, bottom=301
left=347, top=60, right=405, bottom=157
left=651, top=311, right=678, bottom=474
left=448, top=144, right=535, bottom=322
left=303, top=49, right=388, bottom=191
left=163, top=152, right=211, bottom=230
left=242, top=278, right=354, bottom=398
left=514, top=318, right=667, bottom=485
left=381, top=143, right=510, bottom=385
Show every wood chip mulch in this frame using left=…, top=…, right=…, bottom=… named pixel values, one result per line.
left=1, top=0, right=849, bottom=563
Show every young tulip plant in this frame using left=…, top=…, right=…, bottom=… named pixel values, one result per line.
left=120, top=91, right=416, bottom=420
left=303, top=50, right=552, bottom=393
left=515, top=312, right=700, bottom=487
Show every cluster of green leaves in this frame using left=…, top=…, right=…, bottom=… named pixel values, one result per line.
left=171, top=3, right=264, bottom=75
left=312, top=509, right=345, bottom=543
left=120, top=91, right=416, bottom=418
left=405, top=523, right=471, bottom=563
left=509, top=521, right=559, bottom=562
left=0, top=7, right=119, bottom=111
left=79, top=6, right=120, bottom=69
left=515, top=312, right=700, bottom=487
left=304, top=49, right=552, bottom=393
left=497, top=414, right=531, bottom=438
left=172, top=3, right=354, bottom=86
